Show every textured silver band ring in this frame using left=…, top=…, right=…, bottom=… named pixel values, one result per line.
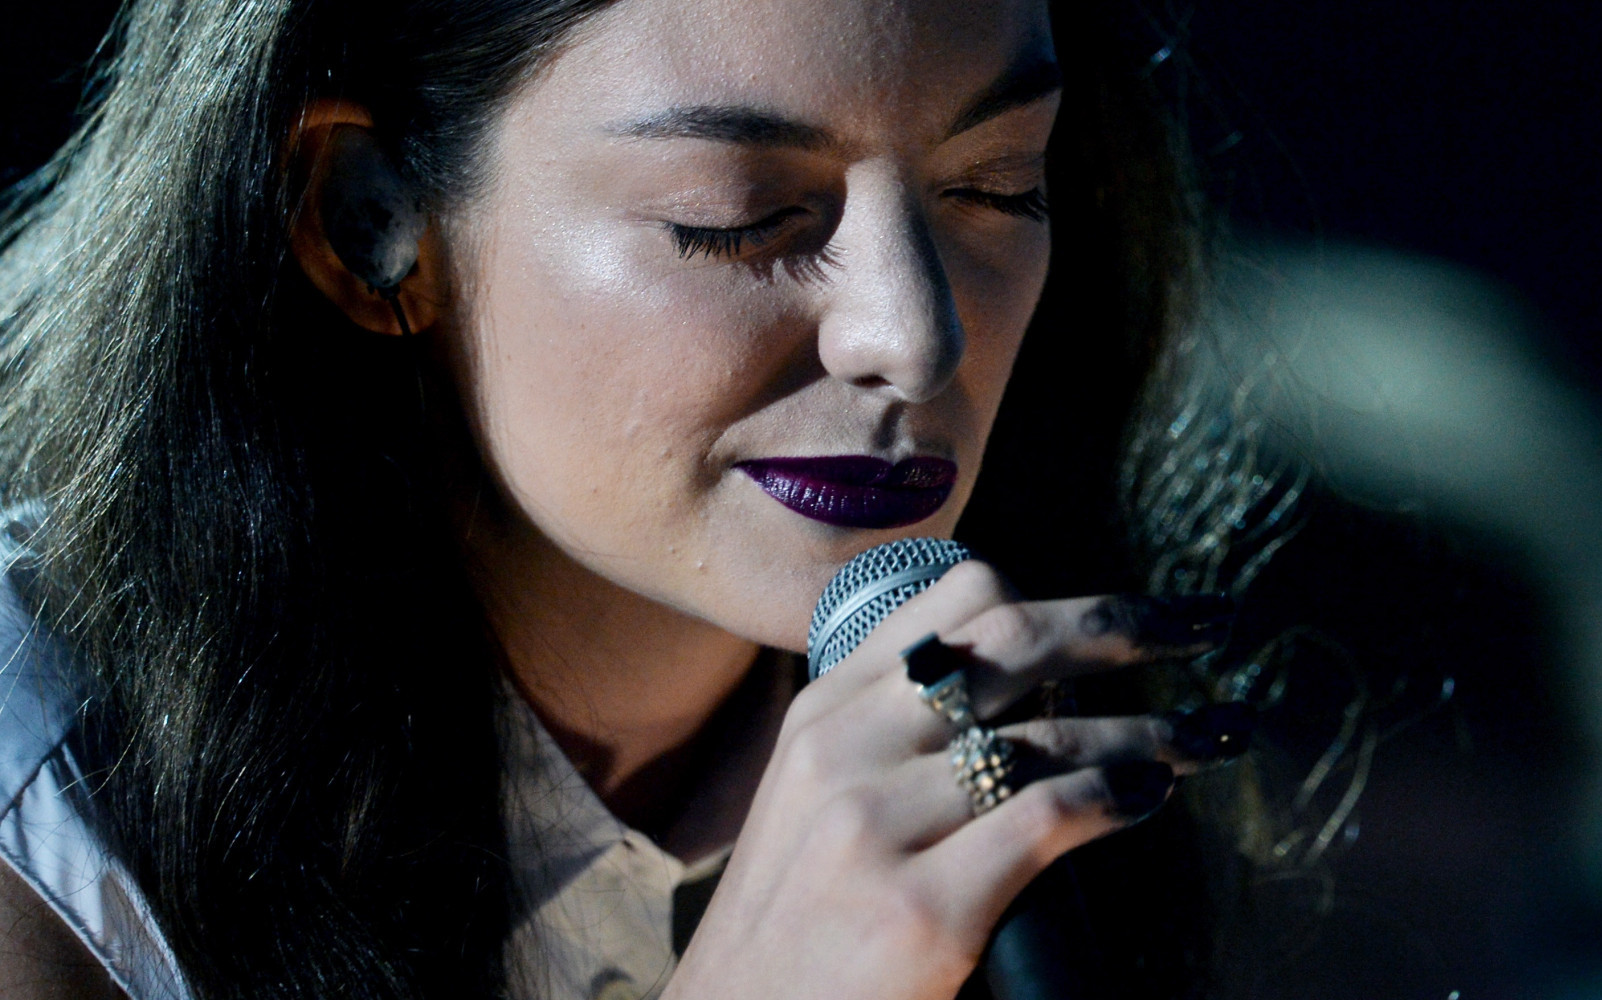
left=949, top=725, right=1017, bottom=815
left=902, top=633, right=978, bottom=729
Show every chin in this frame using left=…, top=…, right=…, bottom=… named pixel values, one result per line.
left=709, top=568, right=833, bottom=655
left=697, top=517, right=964, bottom=656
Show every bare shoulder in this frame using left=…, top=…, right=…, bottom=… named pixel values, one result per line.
left=0, top=860, right=125, bottom=1000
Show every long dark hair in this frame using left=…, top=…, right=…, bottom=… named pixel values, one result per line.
left=0, top=2, right=622, bottom=997
left=0, top=2, right=1242, bottom=998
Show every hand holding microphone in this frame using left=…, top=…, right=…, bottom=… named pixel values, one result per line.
left=666, top=541, right=1250, bottom=1000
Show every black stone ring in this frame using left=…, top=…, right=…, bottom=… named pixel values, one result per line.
left=901, top=633, right=977, bottom=729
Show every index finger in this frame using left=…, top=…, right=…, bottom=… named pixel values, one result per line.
left=941, top=593, right=1235, bottom=719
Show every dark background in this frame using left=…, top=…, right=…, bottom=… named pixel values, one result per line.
left=4, top=2, right=1599, bottom=997
left=1184, top=1, right=1601, bottom=385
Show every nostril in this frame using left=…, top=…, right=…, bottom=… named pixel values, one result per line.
left=854, top=375, right=891, bottom=390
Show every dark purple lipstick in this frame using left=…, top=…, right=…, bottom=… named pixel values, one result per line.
left=736, top=455, right=957, bottom=529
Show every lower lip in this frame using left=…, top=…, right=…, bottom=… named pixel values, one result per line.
left=735, top=456, right=957, bottom=530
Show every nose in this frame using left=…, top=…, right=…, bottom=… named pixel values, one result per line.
left=816, top=177, right=965, bottom=404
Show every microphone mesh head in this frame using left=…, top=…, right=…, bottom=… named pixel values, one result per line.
left=807, top=537, right=972, bottom=681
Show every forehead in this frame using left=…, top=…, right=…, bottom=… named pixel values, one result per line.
left=532, top=0, right=1056, bottom=145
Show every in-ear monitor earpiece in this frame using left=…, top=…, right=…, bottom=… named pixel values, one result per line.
left=318, top=127, right=426, bottom=295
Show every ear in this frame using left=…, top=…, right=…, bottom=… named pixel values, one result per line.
left=288, top=100, right=445, bottom=336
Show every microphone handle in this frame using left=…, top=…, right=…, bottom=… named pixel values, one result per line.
left=982, top=855, right=1102, bottom=1000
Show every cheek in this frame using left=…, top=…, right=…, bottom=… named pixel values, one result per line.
left=461, top=213, right=807, bottom=542
left=947, top=223, right=1051, bottom=403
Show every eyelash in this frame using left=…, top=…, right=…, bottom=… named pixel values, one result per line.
left=666, top=187, right=1049, bottom=261
left=950, top=187, right=1051, bottom=222
left=669, top=211, right=794, bottom=260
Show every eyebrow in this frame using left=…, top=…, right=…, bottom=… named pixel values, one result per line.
left=606, top=53, right=1062, bottom=151
left=609, top=106, right=834, bottom=150
left=946, top=55, right=1063, bottom=140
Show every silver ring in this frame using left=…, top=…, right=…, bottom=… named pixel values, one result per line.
left=902, top=633, right=977, bottom=729
left=949, top=725, right=1017, bottom=815
left=917, top=670, right=977, bottom=729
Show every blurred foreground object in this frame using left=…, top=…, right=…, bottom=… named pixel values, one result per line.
left=1217, top=240, right=1602, bottom=998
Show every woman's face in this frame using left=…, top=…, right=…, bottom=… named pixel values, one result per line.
left=448, top=0, right=1058, bottom=651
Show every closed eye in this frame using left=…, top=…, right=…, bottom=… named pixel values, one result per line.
left=666, top=207, right=806, bottom=260
left=946, top=187, right=1050, bottom=222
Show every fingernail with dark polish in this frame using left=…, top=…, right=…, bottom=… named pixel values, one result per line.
left=1104, top=761, right=1175, bottom=820
left=1135, top=594, right=1236, bottom=648
left=1166, top=701, right=1256, bottom=761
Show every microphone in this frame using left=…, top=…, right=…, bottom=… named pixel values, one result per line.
left=808, top=538, right=1102, bottom=1000
left=807, top=537, right=973, bottom=681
